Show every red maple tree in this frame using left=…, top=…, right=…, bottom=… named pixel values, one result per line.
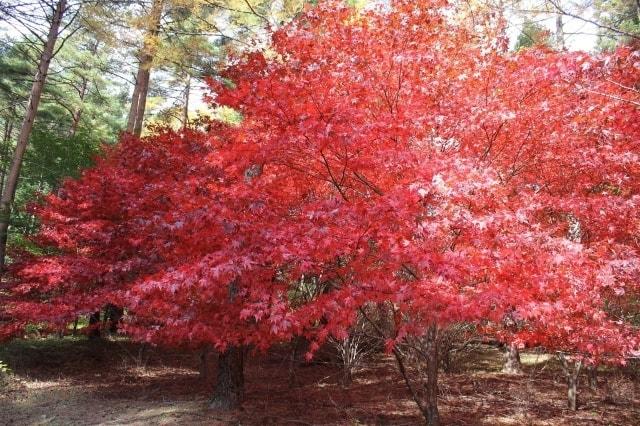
left=2, top=1, right=639, bottom=422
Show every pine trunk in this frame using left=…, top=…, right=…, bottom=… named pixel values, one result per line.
left=68, top=76, right=88, bottom=137
left=555, top=15, right=565, bottom=50
left=183, top=75, right=190, bottom=129
left=125, top=0, right=164, bottom=137
left=0, top=119, right=13, bottom=195
left=0, top=0, right=66, bottom=268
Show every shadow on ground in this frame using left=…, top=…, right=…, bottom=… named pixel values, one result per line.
left=1, top=338, right=639, bottom=425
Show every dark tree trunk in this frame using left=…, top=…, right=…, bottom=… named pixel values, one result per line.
left=210, top=346, right=244, bottom=410
left=423, top=324, right=440, bottom=426
left=0, top=0, right=66, bottom=268
left=288, top=336, right=305, bottom=388
left=587, top=365, right=597, bottom=389
left=199, top=345, right=210, bottom=380
left=88, top=310, right=101, bottom=339
left=104, top=304, right=123, bottom=333
left=210, top=280, right=245, bottom=410
left=502, top=342, right=523, bottom=374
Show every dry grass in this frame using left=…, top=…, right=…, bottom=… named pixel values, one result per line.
left=0, top=338, right=638, bottom=425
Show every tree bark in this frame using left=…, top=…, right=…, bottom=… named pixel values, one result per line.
left=567, top=373, right=578, bottom=410
left=392, top=325, right=440, bottom=426
left=210, top=280, right=245, bottom=410
left=183, top=74, right=190, bottom=129
left=199, top=345, right=210, bottom=380
left=555, top=14, right=565, bottom=50
left=586, top=365, right=597, bottom=389
left=104, top=303, right=123, bottom=333
left=69, top=76, right=88, bottom=137
left=558, top=353, right=582, bottom=411
left=0, top=118, right=14, bottom=194
left=210, top=346, right=245, bottom=410
left=88, top=310, right=101, bottom=339
left=0, top=0, right=66, bottom=269
left=126, top=0, right=164, bottom=137
left=502, top=342, right=523, bottom=374
left=423, top=324, right=440, bottom=426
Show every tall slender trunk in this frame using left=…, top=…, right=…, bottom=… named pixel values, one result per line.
left=126, top=0, right=164, bottom=137
left=183, top=74, right=191, bottom=129
left=502, top=342, right=523, bottom=374
left=126, top=72, right=143, bottom=132
left=555, top=14, right=565, bottom=50
left=132, top=68, right=151, bottom=137
left=68, top=40, right=97, bottom=138
left=0, top=119, right=14, bottom=195
left=69, top=74, right=89, bottom=137
left=0, top=0, right=66, bottom=269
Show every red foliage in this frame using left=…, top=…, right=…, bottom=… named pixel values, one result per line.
left=3, top=0, right=639, bottom=363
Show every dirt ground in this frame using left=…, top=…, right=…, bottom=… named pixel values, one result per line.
left=0, top=337, right=638, bottom=425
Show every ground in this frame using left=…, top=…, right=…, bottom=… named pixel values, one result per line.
left=0, top=337, right=638, bottom=425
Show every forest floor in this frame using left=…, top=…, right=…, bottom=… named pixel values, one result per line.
left=0, top=337, right=639, bottom=425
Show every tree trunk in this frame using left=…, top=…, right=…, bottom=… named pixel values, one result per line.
left=126, top=71, right=143, bottom=133
left=199, top=345, right=210, bottom=380
left=555, top=14, right=565, bottom=50
left=393, top=325, right=440, bottom=426
left=104, top=303, right=123, bottom=333
left=210, top=346, right=244, bottom=410
left=586, top=365, right=597, bottom=389
left=567, top=372, right=578, bottom=410
left=423, top=324, right=440, bottom=426
left=88, top=310, right=101, bottom=339
left=558, top=353, right=582, bottom=411
left=210, top=280, right=245, bottom=410
left=0, top=118, right=14, bottom=195
left=183, top=74, right=190, bottom=129
left=0, top=0, right=66, bottom=269
left=126, top=0, right=164, bottom=137
left=502, top=342, right=523, bottom=374
left=69, top=76, right=88, bottom=138
left=69, top=40, right=97, bottom=138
